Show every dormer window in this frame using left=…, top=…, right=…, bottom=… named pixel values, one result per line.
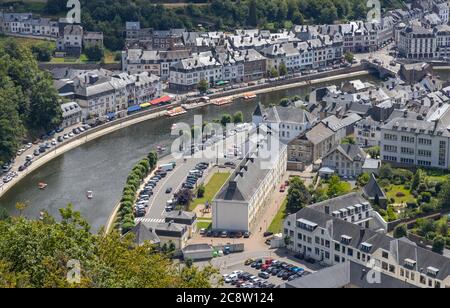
left=404, top=258, right=416, bottom=269
left=427, top=266, right=439, bottom=277
left=341, top=235, right=352, bottom=244
left=360, top=242, right=372, bottom=252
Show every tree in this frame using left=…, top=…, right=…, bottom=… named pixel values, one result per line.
left=84, top=46, right=104, bottom=62
left=197, top=79, right=209, bottom=93
left=286, top=177, right=311, bottom=213
left=357, top=172, right=370, bottom=187
left=147, top=151, right=158, bottom=169
left=412, top=169, right=422, bottom=191
left=432, top=235, right=446, bottom=255
left=278, top=62, right=288, bottom=76
left=438, top=179, right=450, bottom=208
left=176, top=189, right=194, bottom=209
left=31, top=43, right=54, bottom=62
left=0, top=205, right=220, bottom=288
left=248, top=0, right=258, bottom=27
left=379, top=164, right=394, bottom=180
left=344, top=52, right=354, bottom=63
left=232, top=111, right=244, bottom=124
left=341, top=136, right=356, bottom=145
left=366, top=146, right=380, bottom=159
left=220, top=114, right=232, bottom=127
left=269, top=67, right=279, bottom=78
left=327, top=175, right=350, bottom=198
left=279, top=98, right=291, bottom=107
left=393, top=225, right=407, bottom=238
left=197, top=184, right=206, bottom=198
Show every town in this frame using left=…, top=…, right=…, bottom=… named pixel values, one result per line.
left=0, top=0, right=449, bottom=290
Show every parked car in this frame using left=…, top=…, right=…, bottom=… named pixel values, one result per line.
left=263, top=231, right=274, bottom=237
left=220, top=231, right=228, bottom=238
left=258, top=272, right=270, bottom=279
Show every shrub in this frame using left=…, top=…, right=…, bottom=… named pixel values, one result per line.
left=396, top=192, right=405, bottom=198
left=420, top=192, right=432, bottom=203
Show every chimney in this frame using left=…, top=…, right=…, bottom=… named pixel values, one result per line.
left=324, top=205, right=330, bottom=215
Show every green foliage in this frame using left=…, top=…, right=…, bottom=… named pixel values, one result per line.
left=344, top=52, right=354, bottom=63
left=84, top=46, right=104, bottom=62
left=278, top=62, right=288, bottom=76
left=220, top=114, right=232, bottom=127
left=393, top=224, right=407, bottom=239
left=341, top=136, right=356, bottom=145
left=357, top=172, right=370, bottom=187
left=0, top=39, right=61, bottom=164
left=0, top=205, right=219, bottom=287
left=366, top=146, right=380, bottom=159
left=326, top=175, right=351, bottom=198
left=197, top=184, right=206, bottom=198
left=31, top=42, right=55, bottom=62
left=197, top=79, right=209, bottom=93
left=232, top=111, right=244, bottom=124
left=286, top=177, right=311, bottom=214
left=269, top=67, right=279, bottom=78
left=432, top=235, right=446, bottom=255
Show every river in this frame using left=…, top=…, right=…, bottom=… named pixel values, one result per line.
left=0, top=72, right=435, bottom=231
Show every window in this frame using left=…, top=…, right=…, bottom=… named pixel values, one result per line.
left=382, top=251, right=389, bottom=259
left=347, top=248, right=353, bottom=257
left=401, top=136, right=415, bottom=143
left=335, top=243, right=340, bottom=251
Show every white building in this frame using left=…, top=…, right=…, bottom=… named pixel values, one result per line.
left=380, top=105, right=450, bottom=169
left=283, top=206, right=450, bottom=288
left=355, top=117, right=382, bottom=147
left=252, top=103, right=317, bottom=142
left=169, top=51, right=222, bottom=92
left=322, top=144, right=367, bottom=178
left=60, top=102, right=82, bottom=128
left=212, top=145, right=287, bottom=232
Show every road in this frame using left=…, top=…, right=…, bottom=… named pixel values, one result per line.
left=134, top=126, right=253, bottom=227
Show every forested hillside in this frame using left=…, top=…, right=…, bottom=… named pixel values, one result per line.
left=2, top=0, right=407, bottom=51
left=0, top=39, right=61, bottom=166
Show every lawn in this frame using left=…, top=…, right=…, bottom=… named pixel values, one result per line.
left=189, top=172, right=230, bottom=211
left=267, top=198, right=287, bottom=234
left=196, top=221, right=212, bottom=231
left=386, top=185, right=415, bottom=204
left=0, top=35, right=56, bottom=49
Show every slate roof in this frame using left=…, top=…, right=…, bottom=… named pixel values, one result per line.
left=290, top=207, right=450, bottom=281
left=324, top=144, right=366, bottom=162
left=322, top=114, right=362, bottom=132
left=281, top=261, right=417, bottom=288
left=126, top=222, right=160, bottom=246
left=261, top=105, right=314, bottom=125
left=304, top=123, right=335, bottom=145
left=363, top=174, right=387, bottom=201
left=309, top=192, right=368, bottom=215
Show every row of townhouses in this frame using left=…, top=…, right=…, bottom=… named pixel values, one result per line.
left=53, top=68, right=162, bottom=123
left=0, top=12, right=104, bottom=57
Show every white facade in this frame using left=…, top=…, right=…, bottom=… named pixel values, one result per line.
left=212, top=145, right=287, bottom=232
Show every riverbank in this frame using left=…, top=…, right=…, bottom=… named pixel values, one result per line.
left=0, top=68, right=370, bottom=202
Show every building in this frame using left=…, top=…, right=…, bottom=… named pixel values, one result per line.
left=57, top=24, right=83, bottom=57
left=252, top=103, right=317, bottom=142
left=165, top=210, right=197, bottom=238
left=322, top=144, right=367, bottom=178
left=212, top=145, right=287, bottom=232
left=283, top=206, right=450, bottom=288
left=60, top=102, right=82, bottom=128
left=362, top=173, right=388, bottom=208
left=380, top=106, right=450, bottom=169
left=287, top=122, right=336, bottom=166
left=280, top=261, right=417, bottom=288
left=233, top=49, right=267, bottom=81
left=126, top=222, right=160, bottom=246
left=169, top=52, right=222, bottom=92
left=355, top=116, right=382, bottom=147
left=154, top=221, right=189, bottom=250
left=83, top=31, right=104, bottom=49
left=0, top=12, right=59, bottom=38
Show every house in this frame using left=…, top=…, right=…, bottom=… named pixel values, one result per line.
left=126, top=222, right=160, bottom=246
left=322, top=113, right=362, bottom=141
left=57, top=24, right=83, bottom=57
left=355, top=116, right=382, bottom=147
left=232, top=49, right=267, bottom=81
left=83, top=31, right=104, bottom=49
left=283, top=206, right=450, bottom=288
left=322, top=144, right=367, bottom=178
left=60, top=102, right=82, bottom=128
left=287, top=122, right=336, bottom=167
left=154, top=221, right=189, bottom=250
left=165, top=210, right=197, bottom=238
left=252, top=103, right=317, bottom=142
left=212, top=144, right=287, bottom=232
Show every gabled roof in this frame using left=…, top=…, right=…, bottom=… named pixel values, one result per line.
left=325, top=144, right=366, bottom=162
left=363, top=174, right=387, bottom=201
left=126, top=222, right=160, bottom=246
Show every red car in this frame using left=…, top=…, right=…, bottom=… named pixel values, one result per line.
left=265, top=258, right=274, bottom=265
left=261, top=264, right=270, bottom=270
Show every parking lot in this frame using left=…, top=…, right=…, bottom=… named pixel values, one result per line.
left=221, top=255, right=315, bottom=288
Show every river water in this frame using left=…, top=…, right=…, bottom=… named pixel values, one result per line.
left=3, top=72, right=445, bottom=231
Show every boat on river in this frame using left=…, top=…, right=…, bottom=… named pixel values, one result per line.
left=38, top=182, right=47, bottom=190
left=86, top=191, right=93, bottom=200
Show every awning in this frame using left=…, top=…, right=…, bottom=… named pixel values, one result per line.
left=140, top=103, right=151, bottom=108
left=127, top=105, right=141, bottom=113
left=107, top=112, right=116, bottom=119
left=150, top=95, right=172, bottom=105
